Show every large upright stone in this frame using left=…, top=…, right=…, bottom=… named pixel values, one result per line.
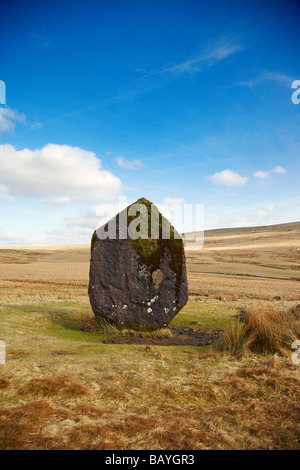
left=88, top=198, right=188, bottom=329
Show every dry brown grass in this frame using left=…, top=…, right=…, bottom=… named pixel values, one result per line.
left=0, top=359, right=299, bottom=450
left=1, top=221, right=299, bottom=304
left=0, top=379, right=10, bottom=389
left=188, top=273, right=300, bottom=301
left=19, top=375, right=89, bottom=398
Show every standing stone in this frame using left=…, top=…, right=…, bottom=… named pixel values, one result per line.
left=88, top=198, right=188, bottom=329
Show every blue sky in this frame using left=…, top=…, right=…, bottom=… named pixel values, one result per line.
left=0, top=0, right=299, bottom=245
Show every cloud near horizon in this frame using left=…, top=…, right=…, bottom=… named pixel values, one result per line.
left=0, top=143, right=122, bottom=204
left=205, top=203, right=284, bottom=230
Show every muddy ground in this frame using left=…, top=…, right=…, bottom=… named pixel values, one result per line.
left=103, top=325, right=221, bottom=346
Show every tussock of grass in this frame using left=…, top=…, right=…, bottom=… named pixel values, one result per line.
left=224, top=320, right=256, bottom=358
left=80, top=312, right=119, bottom=335
left=290, top=303, right=300, bottom=320
left=224, top=305, right=300, bottom=356
left=19, top=375, right=88, bottom=398
left=0, top=379, right=10, bottom=389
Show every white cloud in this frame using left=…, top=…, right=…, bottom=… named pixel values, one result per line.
left=0, top=185, right=13, bottom=200
left=271, top=165, right=286, bottom=174
left=158, top=197, right=203, bottom=234
left=0, top=201, right=126, bottom=246
left=207, top=169, right=248, bottom=186
left=45, top=196, right=72, bottom=207
left=46, top=198, right=131, bottom=245
left=158, top=197, right=186, bottom=224
left=0, top=228, right=43, bottom=246
left=114, top=156, right=145, bottom=170
left=257, top=209, right=267, bottom=217
left=0, top=107, right=26, bottom=133
left=0, top=143, right=122, bottom=203
left=68, top=202, right=125, bottom=230
left=253, top=170, right=269, bottom=179
left=253, top=165, right=287, bottom=178
left=0, top=224, right=92, bottom=246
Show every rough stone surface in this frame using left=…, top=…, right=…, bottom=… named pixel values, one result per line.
left=88, top=198, right=188, bottom=329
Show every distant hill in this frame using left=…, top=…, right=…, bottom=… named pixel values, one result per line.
left=183, top=220, right=300, bottom=281
left=183, top=221, right=300, bottom=239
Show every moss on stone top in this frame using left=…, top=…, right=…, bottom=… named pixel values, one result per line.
left=127, top=197, right=184, bottom=297
left=134, top=197, right=152, bottom=207
left=91, top=230, right=97, bottom=252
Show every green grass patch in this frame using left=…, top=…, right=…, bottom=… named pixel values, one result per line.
left=171, top=299, right=237, bottom=329
left=0, top=299, right=237, bottom=367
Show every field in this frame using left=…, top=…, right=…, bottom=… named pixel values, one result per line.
left=0, top=221, right=300, bottom=450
